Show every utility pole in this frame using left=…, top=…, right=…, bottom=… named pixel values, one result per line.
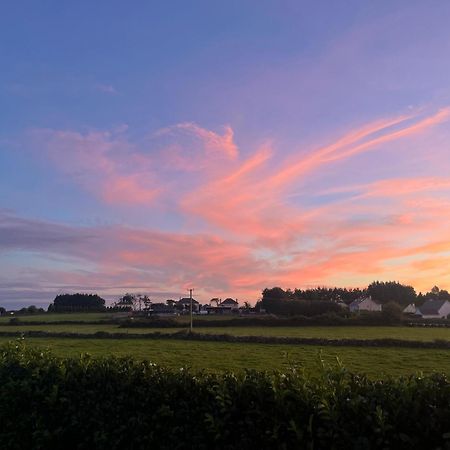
left=189, top=288, right=194, bottom=332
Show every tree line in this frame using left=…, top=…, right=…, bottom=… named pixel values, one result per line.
left=256, top=282, right=450, bottom=316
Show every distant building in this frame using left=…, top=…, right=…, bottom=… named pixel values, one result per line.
left=206, top=298, right=239, bottom=315
left=416, top=300, right=450, bottom=319
left=402, top=303, right=416, bottom=315
left=336, top=300, right=349, bottom=309
left=175, top=297, right=200, bottom=313
left=151, top=302, right=176, bottom=315
left=349, top=296, right=382, bottom=313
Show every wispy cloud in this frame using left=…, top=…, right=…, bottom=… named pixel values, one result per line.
left=95, top=83, right=118, bottom=95
left=7, top=106, right=450, bottom=303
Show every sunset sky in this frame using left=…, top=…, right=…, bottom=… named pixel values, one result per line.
left=1, top=1, right=450, bottom=308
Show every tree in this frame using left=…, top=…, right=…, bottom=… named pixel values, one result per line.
left=424, top=286, right=450, bottom=301
left=141, top=296, right=152, bottom=311
left=210, top=298, right=221, bottom=306
left=293, top=287, right=365, bottom=304
left=260, top=287, right=341, bottom=316
left=382, top=302, right=403, bottom=323
left=17, top=305, right=44, bottom=315
left=367, top=281, right=416, bottom=306
left=114, top=293, right=137, bottom=311
left=50, top=294, right=106, bottom=312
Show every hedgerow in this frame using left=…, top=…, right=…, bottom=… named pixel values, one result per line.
left=0, top=341, right=450, bottom=449
left=119, top=313, right=395, bottom=328
left=1, top=330, right=450, bottom=349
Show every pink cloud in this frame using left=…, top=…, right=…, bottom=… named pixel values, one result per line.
left=155, top=122, right=239, bottom=173
left=31, top=129, right=160, bottom=205
left=12, top=106, right=450, bottom=301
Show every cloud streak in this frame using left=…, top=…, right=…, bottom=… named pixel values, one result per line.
left=5, top=106, right=450, bottom=305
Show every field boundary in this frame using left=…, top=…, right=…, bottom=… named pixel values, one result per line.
left=2, top=330, right=450, bottom=349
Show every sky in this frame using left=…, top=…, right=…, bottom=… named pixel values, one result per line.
left=1, top=1, right=450, bottom=308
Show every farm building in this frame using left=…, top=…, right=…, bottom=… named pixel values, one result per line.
left=349, top=296, right=382, bottom=313
left=416, top=300, right=450, bottom=319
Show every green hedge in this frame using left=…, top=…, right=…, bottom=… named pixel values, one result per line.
left=1, top=341, right=450, bottom=449
left=119, top=312, right=400, bottom=329
left=2, top=329, right=450, bottom=349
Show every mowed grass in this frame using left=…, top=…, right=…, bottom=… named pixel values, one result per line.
left=2, top=336, right=450, bottom=377
left=1, top=323, right=450, bottom=342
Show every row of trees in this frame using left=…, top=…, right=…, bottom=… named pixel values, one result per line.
left=259, top=287, right=365, bottom=304
left=20, top=283, right=450, bottom=315
left=47, top=293, right=152, bottom=313
left=110, top=294, right=152, bottom=312
left=48, top=294, right=106, bottom=312
left=257, top=282, right=450, bottom=316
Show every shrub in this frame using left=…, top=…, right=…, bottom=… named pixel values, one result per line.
left=0, top=341, right=450, bottom=449
left=382, top=302, right=403, bottom=323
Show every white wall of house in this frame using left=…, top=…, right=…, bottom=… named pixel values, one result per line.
left=350, top=297, right=382, bottom=313
left=402, top=303, right=416, bottom=314
left=439, top=301, right=450, bottom=318
left=420, top=301, right=450, bottom=319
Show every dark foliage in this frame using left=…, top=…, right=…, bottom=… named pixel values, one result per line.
left=16, top=305, right=45, bottom=315
left=423, top=286, right=450, bottom=302
left=49, top=293, right=106, bottom=312
left=0, top=342, right=450, bottom=450
left=258, top=288, right=343, bottom=316
left=381, top=302, right=403, bottom=324
left=367, top=281, right=417, bottom=306
left=260, top=286, right=365, bottom=307
left=121, top=312, right=399, bottom=328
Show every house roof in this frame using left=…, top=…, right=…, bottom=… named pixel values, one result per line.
left=221, top=298, right=238, bottom=305
left=178, top=297, right=199, bottom=304
left=402, top=303, right=416, bottom=311
left=349, top=296, right=375, bottom=308
left=419, top=299, right=447, bottom=315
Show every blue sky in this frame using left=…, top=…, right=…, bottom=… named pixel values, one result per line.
left=1, top=1, right=450, bottom=308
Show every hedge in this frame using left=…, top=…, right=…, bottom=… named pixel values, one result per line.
left=1, top=330, right=450, bottom=349
left=1, top=341, right=450, bottom=449
left=119, top=313, right=401, bottom=328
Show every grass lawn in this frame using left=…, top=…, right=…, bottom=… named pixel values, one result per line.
left=2, top=336, right=450, bottom=377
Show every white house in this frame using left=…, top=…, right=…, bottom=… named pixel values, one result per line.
left=206, top=298, right=239, bottom=315
left=402, top=303, right=416, bottom=315
left=349, top=296, right=382, bottom=313
left=417, top=300, right=450, bottom=319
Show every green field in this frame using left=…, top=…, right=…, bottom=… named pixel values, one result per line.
left=2, top=313, right=450, bottom=376
left=2, top=336, right=450, bottom=376
left=0, top=312, right=119, bottom=323
left=2, top=323, right=450, bottom=342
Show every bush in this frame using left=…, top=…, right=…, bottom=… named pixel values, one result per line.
left=0, top=341, right=450, bottom=449
left=49, top=293, right=106, bottom=312
left=120, top=311, right=399, bottom=329
left=382, top=302, right=403, bottom=323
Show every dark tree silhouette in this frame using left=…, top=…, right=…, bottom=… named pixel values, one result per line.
left=49, top=293, right=106, bottom=312
left=367, top=281, right=416, bottom=306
